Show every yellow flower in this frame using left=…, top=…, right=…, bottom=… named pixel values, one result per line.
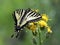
left=42, top=14, right=48, bottom=22
left=28, top=23, right=36, bottom=32
left=47, top=27, right=52, bottom=33
left=31, top=9, right=39, bottom=12
left=35, top=9, right=39, bottom=12
left=38, top=20, right=48, bottom=27
left=28, top=23, right=34, bottom=25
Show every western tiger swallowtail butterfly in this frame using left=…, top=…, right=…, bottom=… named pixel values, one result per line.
left=11, top=8, right=42, bottom=38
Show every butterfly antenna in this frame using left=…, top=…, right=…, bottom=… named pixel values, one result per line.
left=11, top=34, right=14, bottom=38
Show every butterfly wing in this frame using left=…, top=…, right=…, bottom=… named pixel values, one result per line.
left=27, top=14, right=41, bottom=22
left=13, top=8, right=41, bottom=31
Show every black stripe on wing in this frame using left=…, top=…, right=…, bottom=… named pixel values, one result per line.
left=19, top=8, right=32, bottom=26
left=13, top=11, right=18, bottom=32
left=19, top=9, right=25, bottom=24
left=13, top=11, right=17, bottom=25
left=15, top=9, right=21, bottom=14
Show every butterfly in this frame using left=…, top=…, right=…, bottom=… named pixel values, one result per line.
left=11, top=8, right=42, bottom=38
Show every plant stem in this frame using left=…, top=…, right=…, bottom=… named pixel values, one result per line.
left=38, top=27, right=41, bottom=45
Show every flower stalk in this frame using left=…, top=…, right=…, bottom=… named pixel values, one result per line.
left=38, top=26, right=42, bottom=45
left=27, top=9, right=52, bottom=45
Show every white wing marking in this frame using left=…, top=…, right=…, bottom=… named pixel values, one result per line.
left=27, top=16, right=41, bottom=21
left=15, top=11, right=20, bottom=20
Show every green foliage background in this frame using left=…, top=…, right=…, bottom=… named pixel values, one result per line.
left=0, top=0, right=60, bottom=45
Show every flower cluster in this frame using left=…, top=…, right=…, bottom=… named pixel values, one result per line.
left=27, top=9, right=52, bottom=34
left=26, top=9, right=53, bottom=45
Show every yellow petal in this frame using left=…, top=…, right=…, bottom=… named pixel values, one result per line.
left=38, top=20, right=48, bottom=27
left=42, top=14, right=48, bottom=22
left=47, top=27, right=52, bottom=33
left=31, top=9, right=39, bottom=12
left=28, top=22, right=36, bottom=32
left=35, top=9, right=39, bottom=12
left=30, top=25, right=36, bottom=32
left=29, top=23, right=34, bottom=26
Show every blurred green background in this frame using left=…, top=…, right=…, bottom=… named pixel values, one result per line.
left=0, top=0, right=60, bottom=45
